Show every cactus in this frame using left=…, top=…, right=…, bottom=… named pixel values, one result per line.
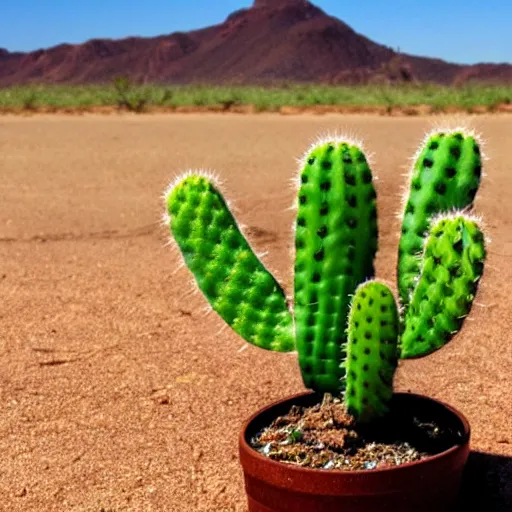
left=345, top=281, right=400, bottom=423
left=165, top=174, right=294, bottom=352
left=294, top=139, right=378, bottom=393
left=397, top=130, right=482, bottom=308
left=164, top=127, right=487, bottom=425
left=400, top=214, right=486, bottom=358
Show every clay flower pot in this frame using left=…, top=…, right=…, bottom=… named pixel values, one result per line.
left=239, top=391, right=470, bottom=512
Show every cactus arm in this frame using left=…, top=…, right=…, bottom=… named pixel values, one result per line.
left=398, top=130, right=482, bottom=308
left=400, top=214, right=486, bottom=359
left=294, top=139, right=378, bottom=394
left=165, top=173, right=295, bottom=352
left=345, top=281, right=400, bottom=423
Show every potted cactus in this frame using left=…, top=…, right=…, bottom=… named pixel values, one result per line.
left=163, top=129, right=486, bottom=512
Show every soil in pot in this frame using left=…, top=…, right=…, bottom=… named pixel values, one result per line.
left=250, top=393, right=464, bottom=471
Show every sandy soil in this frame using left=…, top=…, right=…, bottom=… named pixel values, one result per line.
left=1, top=114, right=511, bottom=511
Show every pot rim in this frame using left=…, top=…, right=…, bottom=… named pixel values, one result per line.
left=239, top=390, right=471, bottom=476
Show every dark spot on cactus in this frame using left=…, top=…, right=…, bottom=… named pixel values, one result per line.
left=345, top=266, right=354, bottom=277
left=297, top=217, right=306, bottom=227
left=342, top=153, right=353, bottom=164
left=345, top=173, right=356, bottom=186
left=429, top=140, right=439, bottom=150
left=305, top=332, right=315, bottom=342
left=438, top=132, right=446, bottom=138
left=327, top=145, right=334, bottom=152
left=367, top=188, right=377, bottom=201
left=369, top=298, right=374, bottom=306
left=307, top=315, right=315, bottom=327
left=363, top=364, right=369, bottom=372
left=474, top=260, right=484, bottom=276
left=366, top=316, right=373, bottom=323
left=349, top=389, right=356, bottom=397
left=308, top=157, right=316, bottom=165
left=363, top=381, right=370, bottom=389
left=320, top=181, right=331, bottom=191
left=454, top=133, right=464, bottom=141
left=472, top=231, right=484, bottom=243
left=346, top=217, right=357, bottom=229
left=423, top=158, right=434, bottom=168
left=427, top=317, right=435, bottom=328
left=362, top=397, right=369, bottom=406
left=299, top=195, right=307, bottom=204
left=425, top=202, right=436, bottom=214
left=317, top=226, right=328, bottom=238
left=309, top=302, right=319, bottom=313
left=347, top=246, right=355, bottom=261
left=416, top=334, right=424, bottom=342
left=412, top=179, right=421, bottom=191
left=295, top=239, right=304, bottom=249
left=380, top=304, right=388, bottom=313
left=450, top=146, right=461, bottom=159
left=314, top=248, right=325, bottom=261
left=354, top=321, right=359, bottom=328
left=312, top=272, right=321, bottom=283
left=347, top=194, right=357, bottom=208
left=473, top=144, right=480, bottom=155
left=446, top=167, right=456, bottom=178
left=435, top=229, right=443, bottom=238
left=322, top=160, right=332, bottom=171
left=302, top=361, right=312, bottom=374
left=453, top=239, right=463, bottom=254
left=361, top=291, right=367, bottom=299
left=405, top=202, right=414, bottom=214
left=433, top=256, right=442, bottom=265
left=320, top=203, right=329, bottom=216
left=357, top=303, right=362, bottom=311
left=352, top=354, right=358, bottom=362
left=468, top=187, right=478, bottom=199
left=380, top=320, right=388, bottom=327
left=435, top=182, right=447, bottom=195
left=364, top=332, right=372, bottom=341
left=350, top=370, right=357, bottom=380
left=301, top=174, right=308, bottom=184
left=401, top=227, right=408, bottom=235
left=362, top=169, right=372, bottom=184
left=364, top=347, right=372, bottom=356
left=449, top=264, right=462, bottom=278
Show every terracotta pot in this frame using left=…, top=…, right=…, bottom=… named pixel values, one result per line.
left=239, top=391, right=470, bottom=512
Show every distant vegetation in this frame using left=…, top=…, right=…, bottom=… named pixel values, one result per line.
left=0, top=79, right=511, bottom=114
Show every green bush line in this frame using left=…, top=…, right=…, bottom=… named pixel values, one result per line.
left=0, top=83, right=511, bottom=112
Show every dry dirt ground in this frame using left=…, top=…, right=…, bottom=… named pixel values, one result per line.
left=1, top=113, right=511, bottom=511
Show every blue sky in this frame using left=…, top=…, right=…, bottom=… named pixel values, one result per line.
left=1, top=0, right=511, bottom=64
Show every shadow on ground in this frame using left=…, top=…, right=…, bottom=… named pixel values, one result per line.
left=458, top=451, right=512, bottom=511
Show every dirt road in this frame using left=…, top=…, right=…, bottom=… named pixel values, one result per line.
left=1, top=114, right=511, bottom=511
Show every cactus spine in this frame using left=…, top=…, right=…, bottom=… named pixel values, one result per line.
left=294, top=140, right=378, bottom=393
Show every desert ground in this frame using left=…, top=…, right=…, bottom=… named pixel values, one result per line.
left=1, top=113, right=511, bottom=511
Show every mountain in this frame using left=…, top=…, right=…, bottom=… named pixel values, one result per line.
left=1, top=0, right=511, bottom=86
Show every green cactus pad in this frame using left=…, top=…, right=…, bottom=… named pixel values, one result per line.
left=401, top=215, right=486, bottom=359
left=166, top=174, right=295, bottom=352
left=294, top=140, right=378, bottom=394
left=398, top=130, right=482, bottom=307
left=345, top=281, right=400, bottom=423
